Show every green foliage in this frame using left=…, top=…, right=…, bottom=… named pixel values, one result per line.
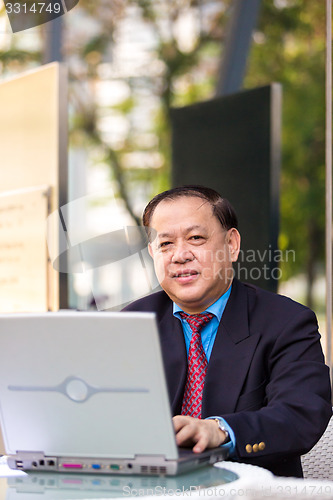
left=0, top=49, right=40, bottom=65
left=245, top=0, right=326, bottom=297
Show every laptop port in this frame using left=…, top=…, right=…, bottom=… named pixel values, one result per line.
left=32, top=461, right=38, bottom=468
left=110, top=464, right=120, bottom=470
left=62, top=463, right=83, bottom=469
left=92, top=464, right=101, bottom=470
left=15, top=461, right=24, bottom=469
left=39, top=460, right=45, bottom=466
left=47, top=460, right=55, bottom=466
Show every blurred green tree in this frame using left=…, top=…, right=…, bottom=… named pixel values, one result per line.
left=65, top=0, right=232, bottom=217
left=245, top=0, right=326, bottom=307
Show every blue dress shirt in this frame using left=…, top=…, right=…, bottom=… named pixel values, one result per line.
left=173, top=286, right=236, bottom=455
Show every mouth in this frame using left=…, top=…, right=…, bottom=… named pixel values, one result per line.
left=171, top=270, right=199, bottom=281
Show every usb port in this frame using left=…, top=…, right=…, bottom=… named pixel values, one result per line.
left=16, top=461, right=24, bottom=469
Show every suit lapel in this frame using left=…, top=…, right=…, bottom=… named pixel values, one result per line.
left=158, top=302, right=187, bottom=415
left=156, top=280, right=261, bottom=417
left=202, top=279, right=261, bottom=416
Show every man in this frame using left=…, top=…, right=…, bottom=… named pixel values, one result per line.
left=123, top=185, right=332, bottom=477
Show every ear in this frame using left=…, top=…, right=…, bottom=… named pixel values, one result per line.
left=227, top=228, right=241, bottom=262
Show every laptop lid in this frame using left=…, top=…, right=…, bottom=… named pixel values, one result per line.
left=0, top=312, right=178, bottom=461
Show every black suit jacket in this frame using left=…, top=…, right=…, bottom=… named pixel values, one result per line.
left=123, top=279, right=332, bottom=477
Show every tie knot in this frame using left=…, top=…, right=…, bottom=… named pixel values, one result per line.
left=179, top=312, right=214, bottom=333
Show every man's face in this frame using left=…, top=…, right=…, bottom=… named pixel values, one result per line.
left=148, top=196, right=240, bottom=314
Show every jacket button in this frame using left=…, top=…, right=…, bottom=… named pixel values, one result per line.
left=245, top=444, right=252, bottom=453
left=259, top=442, right=266, bottom=451
left=252, top=443, right=259, bottom=453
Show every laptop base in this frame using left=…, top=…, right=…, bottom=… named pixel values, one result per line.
left=7, top=449, right=226, bottom=476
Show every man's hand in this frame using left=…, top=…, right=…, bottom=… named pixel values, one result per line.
left=173, top=415, right=228, bottom=453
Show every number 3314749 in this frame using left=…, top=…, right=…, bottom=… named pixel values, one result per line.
left=5, top=3, right=62, bottom=14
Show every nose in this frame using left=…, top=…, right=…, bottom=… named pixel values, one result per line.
left=171, top=242, right=194, bottom=264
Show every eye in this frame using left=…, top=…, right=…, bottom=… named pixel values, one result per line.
left=159, top=241, right=172, bottom=248
left=190, top=235, right=204, bottom=241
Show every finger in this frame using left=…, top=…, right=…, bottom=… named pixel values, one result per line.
left=172, top=415, right=192, bottom=432
left=174, top=421, right=197, bottom=447
left=192, top=432, right=210, bottom=454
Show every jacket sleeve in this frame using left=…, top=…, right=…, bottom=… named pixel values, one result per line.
left=221, top=308, right=332, bottom=462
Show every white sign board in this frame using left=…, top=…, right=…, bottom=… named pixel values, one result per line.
left=0, top=186, right=50, bottom=313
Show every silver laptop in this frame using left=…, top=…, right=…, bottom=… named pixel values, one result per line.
left=0, top=312, right=228, bottom=476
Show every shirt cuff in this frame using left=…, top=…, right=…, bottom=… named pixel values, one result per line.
left=206, top=416, right=236, bottom=457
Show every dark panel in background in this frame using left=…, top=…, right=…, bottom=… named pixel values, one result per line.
left=171, top=84, right=281, bottom=292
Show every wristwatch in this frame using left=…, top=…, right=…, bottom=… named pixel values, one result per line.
left=214, top=418, right=230, bottom=443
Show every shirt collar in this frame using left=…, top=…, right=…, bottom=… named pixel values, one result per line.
left=173, top=283, right=232, bottom=321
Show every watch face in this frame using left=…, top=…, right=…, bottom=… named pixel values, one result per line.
left=214, top=419, right=225, bottom=431
left=219, top=424, right=229, bottom=441
left=213, top=418, right=229, bottom=443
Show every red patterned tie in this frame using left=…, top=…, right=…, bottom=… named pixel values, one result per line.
left=180, top=312, right=214, bottom=419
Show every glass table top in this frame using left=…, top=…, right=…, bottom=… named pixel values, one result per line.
left=0, top=465, right=238, bottom=499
